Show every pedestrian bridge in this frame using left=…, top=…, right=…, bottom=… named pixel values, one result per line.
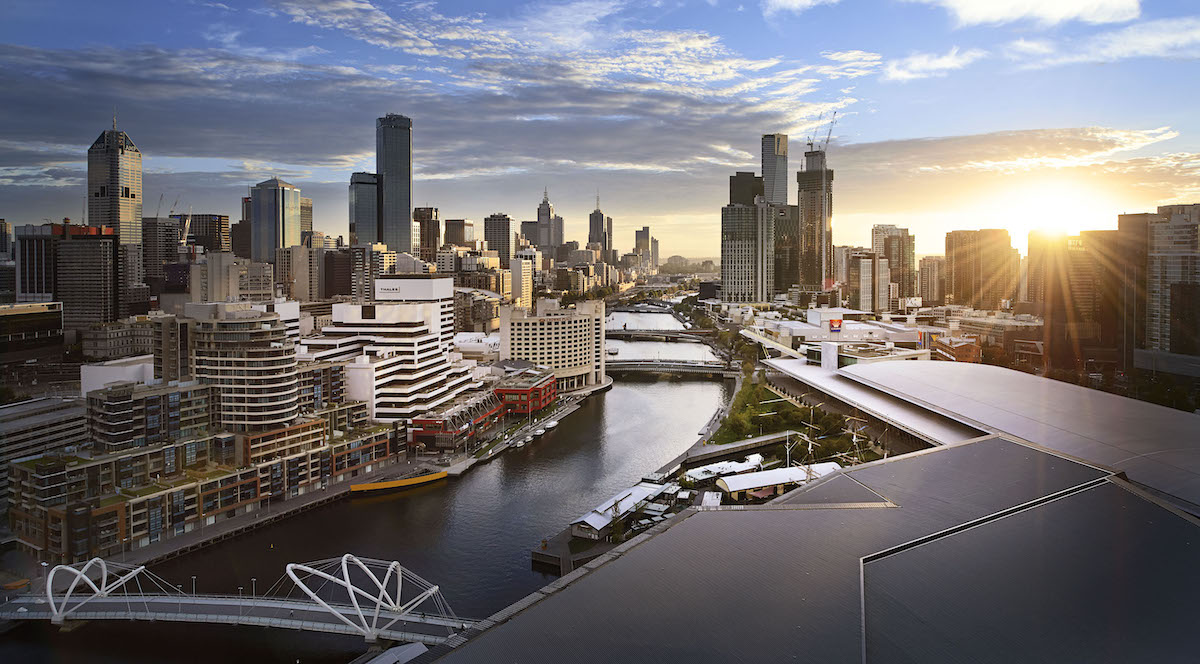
left=606, top=359, right=738, bottom=376
left=605, top=329, right=713, bottom=341
left=0, top=554, right=479, bottom=645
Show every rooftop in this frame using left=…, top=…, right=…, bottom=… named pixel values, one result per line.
left=417, top=435, right=1200, bottom=663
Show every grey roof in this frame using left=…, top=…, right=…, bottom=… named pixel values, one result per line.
left=418, top=436, right=1200, bottom=663
left=764, top=358, right=984, bottom=446
left=838, top=361, right=1200, bottom=510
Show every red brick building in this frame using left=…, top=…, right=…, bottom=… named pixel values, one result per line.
left=494, top=369, right=557, bottom=414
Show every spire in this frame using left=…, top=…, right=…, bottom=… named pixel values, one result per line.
left=542, top=187, right=549, bottom=203
left=595, top=189, right=600, bottom=211
left=112, top=107, right=117, bottom=132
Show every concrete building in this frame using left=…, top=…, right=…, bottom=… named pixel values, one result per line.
left=86, top=380, right=215, bottom=454
left=87, top=125, right=142, bottom=244
left=250, top=178, right=302, bottom=263
left=349, top=172, right=380, bottom=246
left=56, top=234, right=122, bottom=331
left=1145, top=205, right=1200, bottom=356
left=500, top=298, right=605, bottom=392
left=873, top=225, right=916, bottom=300
left=350, top=243, right=397, bottom=302
left=0, top=397, right=86, bottom=517
left=186, top=302, right=298, bottom=432
left=484, top=213, right=515, bottom=269
left=275, top=245, right=322, bottom=302
left=185, top=252, right=273, bottom=305
left=454, top=288, right=500, bottom=333
left=298, top=275, right=477, bottom=422
left=141, top=216, right=181, bottom=292
left=761, top=133, right=788, bottom=205
left=300, top=196, right=313, bottom=237
left=720, top=197, right=774, bottom=303
left=848, top=251, right=890, bottom=313
left=511, top=258, right=534, bottom=309
left=377, top=113, right=415, bottom=253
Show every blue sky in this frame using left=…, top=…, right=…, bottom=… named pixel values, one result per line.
left=2, top=0, right=1198, bottom=256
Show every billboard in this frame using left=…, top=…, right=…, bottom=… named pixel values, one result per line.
left=829, top=318, right=842, bottom=333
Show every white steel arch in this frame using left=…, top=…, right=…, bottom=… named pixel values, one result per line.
left=45, top=557, right=169, bottom=624
left=286, top=553, right=455, bottom=642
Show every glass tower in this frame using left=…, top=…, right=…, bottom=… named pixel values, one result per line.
left=377, top=114, right=414, bottom=254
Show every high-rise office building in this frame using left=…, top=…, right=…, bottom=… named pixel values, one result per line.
left=772, top=204, right=801, bottom=296
left=250, top=177, right=301, bottom=263
left=444, top=219, right=474, bottom=246
left=377, top=113, right=415, bottom=253
left=484, top=213, right=515, bottom=269
left=761, top=134, right=788, bottom=205
left=170, top=213, right=230, bottom=253
left=945, top=229, right=1019, bottom=309
left=720, top=197, right=774, bottom=303
left=635, top=226, right=651, bottom=256
left=87, top=124, right=142, bottom=244
left=848, top=250, right=889, bottom=313
left=534, top=190, right=564, bottom=248
left=414, top=207, right=441, bottom=263
left=1146, top=205, right=1200, bottom=356
left=651, top=237, right=660, bottom=269
left=729, top=171, right=764, bottom=206
left=141, top=217, right=182, bottom=292
left=588, top=201, right=608, bottom=252
left=0, top=220, right=12, bottom=259
left=1027, top=231, right=1109, bottom=370
left=797, top=149, right=833, bottom=290
left=512, top=258, right=534, bottom=309
left=14, top=223, right=111, bottom=303
left=872, top=225, right=917, bottom=300
left=1116, top=212, right=1159, bottom=373
left=349, top=171, right=379, bottom=246
left=56, top=234, right=121, bottom=330
left=300, top=197, right=313, bottom=236
left=919, top=255, right=946, bottom=306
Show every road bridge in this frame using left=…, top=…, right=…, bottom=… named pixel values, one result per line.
left=606, top=359, right=739, bottom=377
left=605, top=329, right=714, bottom=341
left=0, top=554, right=479, bottom=645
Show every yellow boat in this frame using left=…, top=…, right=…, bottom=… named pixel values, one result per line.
left=350, top=471, right=448, bottom=493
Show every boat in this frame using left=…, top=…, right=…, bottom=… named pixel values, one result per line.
left=534, top=428, right=546, bottom=436
left=350, top=471, right=448, bottom=494
left=607, top=348, right=619, bottom=355
left=545, top=421, right=559, bottom=429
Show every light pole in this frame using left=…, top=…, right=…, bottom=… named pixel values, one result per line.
left=238, top=586, right=243, bottom=618
left=252, top=577, right=256, bottom=598
left=191, top=575, right=197, bottom=595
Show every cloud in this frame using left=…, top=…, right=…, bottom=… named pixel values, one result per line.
left=761, top=0, right=840, bottom=16
left=882, top=46, right=987, bottom=81
left=1019, top=16, right=1200, bottom=67
left=905, top=0, right=1140, bottom=26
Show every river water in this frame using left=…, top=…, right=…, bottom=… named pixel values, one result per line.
left=3, top=313, right=729, bottom=663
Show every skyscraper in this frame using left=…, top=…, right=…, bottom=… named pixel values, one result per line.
left=872, top=225, right=917, bottom=300
left=772, top=205, right=800, bottom=296
left=484, top=213, right=515, bottom=269
left=377, top=113, right=414, bottom=253
left=141, top=217, right=182, bottom=292
left=919, top=255, right=946, bottom=306
left=761, top=134, right=788, bottom=205
left=729, top=171, right=764, bottom=206
left=1146, top=205, right=1200, bottom=356
left=651, top=237, right=660, bottom=269
left=87, top=123, right=142, bottom=244
left=797, top=149, right=833, bottom=290
left=414, top=207, right=441, bottom=263
left=721, top=197, right=774, bottom=303
left=944, top=229, right=1019, bottom=309
left=300, top=197, right=313, bottom=237
left=588, top=197, right=608, bottom=252
left=250, top=177, right=301, bottom=263
left=171, top=213, right=230, bottom=252
left=1116, top=212, right=1159, bottom=373
left=444, top=219, right=474, bottom=246
left=635, top=226, right=651, bottom=256
left=349, top=172, right=379, bottom=246
left=848, top=250, right=889, bottom=313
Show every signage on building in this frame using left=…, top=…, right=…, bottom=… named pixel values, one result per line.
left=829, top=318, right=842, bottom=333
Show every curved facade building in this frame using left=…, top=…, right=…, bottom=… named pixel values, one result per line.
left=185, top=302, right=299, bottom=432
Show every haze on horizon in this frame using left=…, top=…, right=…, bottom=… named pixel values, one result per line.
left=1, top=0, right=1198, bottom=257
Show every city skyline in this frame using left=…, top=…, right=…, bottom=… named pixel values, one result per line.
left=2, top=1, right=1198, bottom=256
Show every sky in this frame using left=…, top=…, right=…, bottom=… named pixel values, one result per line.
left=2, top=0, right=1199, bottom=258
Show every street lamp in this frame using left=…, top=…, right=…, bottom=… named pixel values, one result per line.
left=238, top=586, right=243, bottom=618
left=191, top=575, right=197, bottom=595
left=252, top=577, right=257, bottom=598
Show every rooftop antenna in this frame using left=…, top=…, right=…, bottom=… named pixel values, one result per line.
left=595, top=189, right=600, bottom=210
left=112, top=107, right=117, bottom=131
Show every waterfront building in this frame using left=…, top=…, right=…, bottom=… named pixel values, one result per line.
left=797, top=147, right=833, bottom=290
left=919, top=255, right=945, bottom=306
left=944, top=229, right=1019, bottom=309
left=493, top=367, right=557, bottom=414
left=86, top=380, right=215, bottom=454
left=410, top=390, right=504, bottom=452
left=87, top=124, right=142, bottom=244
left=444, top=219, right=474, bottom=246
left=720, top=197, right=774, bottom=303
left=170, top=213, right=230, bottom=253
left=415, top=207, right=441, bottom=263
left=377, top=113, right=415, bottom=253
left=499, top=298, right=605, bottom=392
left=0, top=302, right=64, bottom=364
left=250, top=177, right=302, bottom=263
left=761, top=133, right=788, bottom=205
left=349, top=172, right=379, bottom=246
left=186, top=301, right=299, bottom=432
left=484, top=213, right=515, bottom=268
left=0, top=397, right=86, bottom=518
left=298, top=275, right=477, bottom=422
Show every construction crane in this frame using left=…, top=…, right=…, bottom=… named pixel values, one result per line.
left=167, top=195, right=181, bottom=217
left=821, top=111, right=837, bottom=152
left=154, top=193, right=164, bottom=218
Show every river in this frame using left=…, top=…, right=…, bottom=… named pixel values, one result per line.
left=2, top=314, right=730, bottom=663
